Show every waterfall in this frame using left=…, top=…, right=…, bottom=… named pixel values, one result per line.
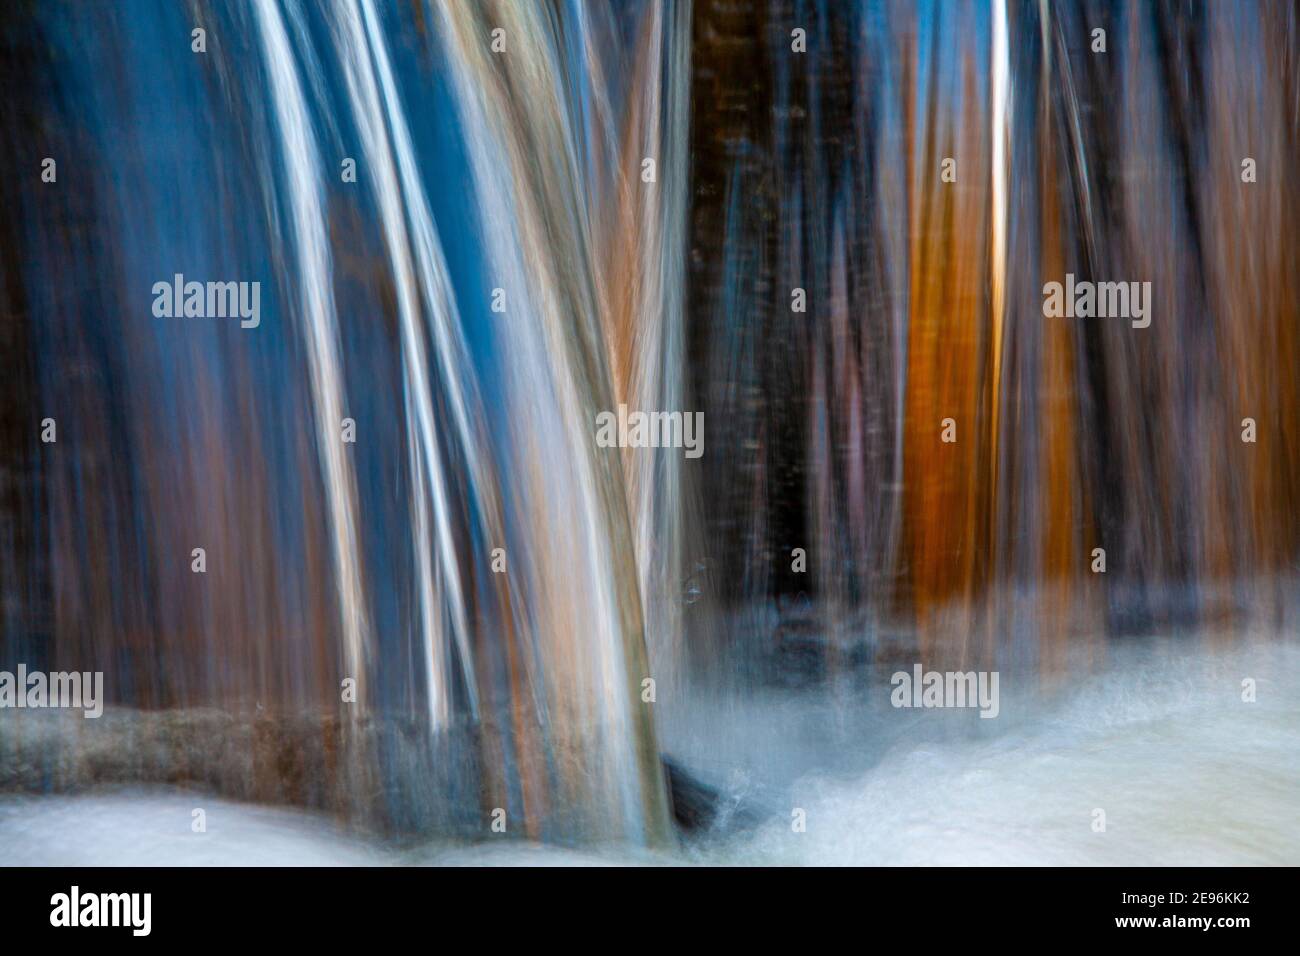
left=0, top=0, right=1296, bottom=860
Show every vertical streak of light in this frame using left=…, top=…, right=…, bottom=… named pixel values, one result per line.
left=252, top=0, right=371, bottom=700
left=358, top=0, right=486, bottom=721
left=990, top=0, right=1011, bottom=576
left=433, top=0, right=672, bottom=843
left=335, top=0, right=486, bottom=727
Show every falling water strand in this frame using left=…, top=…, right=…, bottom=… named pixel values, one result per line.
left=251, top=0, right=371, bottom=697
left=335, top=0, right=484, bottom=728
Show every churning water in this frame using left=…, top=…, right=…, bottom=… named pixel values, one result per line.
left=4, top=637, right=1296, bottom=865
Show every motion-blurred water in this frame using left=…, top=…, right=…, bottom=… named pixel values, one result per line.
left=4, top=636, right=1296, bottom=865
left=0, top=0, right=1296, bottom=861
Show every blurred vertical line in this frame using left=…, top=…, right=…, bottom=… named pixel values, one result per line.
left=252, top=0, right=372, bottom=708
left=0, top=1, right=52, bottom=673
left=987, top=0, right=1011, bottom=666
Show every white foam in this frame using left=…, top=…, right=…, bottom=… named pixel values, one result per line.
left=2, top=641, right=1296, bottom=865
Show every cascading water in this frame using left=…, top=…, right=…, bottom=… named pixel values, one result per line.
left=0, top=0, right=1296, bottom=865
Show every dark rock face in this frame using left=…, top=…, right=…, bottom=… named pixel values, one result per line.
left=662, top=755, right=721, bottom=833
left=662, top=755, right=763, bottom=838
